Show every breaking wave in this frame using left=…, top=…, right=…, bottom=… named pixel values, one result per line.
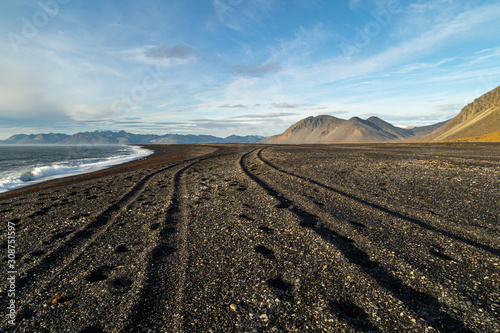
left=0, top=145, right=153, bottom=193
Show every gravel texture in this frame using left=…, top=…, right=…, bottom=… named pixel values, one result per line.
left=0, top=143, right=499, bottom=332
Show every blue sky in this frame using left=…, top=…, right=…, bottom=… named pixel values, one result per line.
left=1, top=0, right=499, bottom=139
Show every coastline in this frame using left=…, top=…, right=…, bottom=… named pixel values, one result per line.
left=0, top=144, right=207, bottom=200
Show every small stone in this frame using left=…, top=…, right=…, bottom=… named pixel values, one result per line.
left=230, top=304, right=237, bottom=311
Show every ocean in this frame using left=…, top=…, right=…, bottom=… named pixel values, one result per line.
left=0, top=145, right=153, bottom=193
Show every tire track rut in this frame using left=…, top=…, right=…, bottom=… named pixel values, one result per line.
left=0, top=161, right=183, bottom=313
left=1, top=161, right=188, bottom=331
left=255, top=147, right=500, bottom=321
left=257, top=148, right=500, bottom=257
left=123, top=153, right=223, bottom=332
left=239, top=149, right=473, bottom=333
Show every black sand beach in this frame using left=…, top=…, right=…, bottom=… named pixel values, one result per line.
left=1, top=143, right=499, bottom=332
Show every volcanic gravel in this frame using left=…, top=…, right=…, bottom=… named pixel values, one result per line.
left=0, top=143, right=499, bottom=332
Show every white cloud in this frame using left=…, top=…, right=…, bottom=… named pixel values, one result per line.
left=469, top=47, right=500, bottom=64
left=396, top=57, right=456, bottom=74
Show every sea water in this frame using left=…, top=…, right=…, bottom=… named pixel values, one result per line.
left=0, top=145, right=153, bottom=193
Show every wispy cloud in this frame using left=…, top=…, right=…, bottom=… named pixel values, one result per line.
left=233, top=62, right=282, bottom=76
left=231, top=113, right=298, bottom=119
left=218, top=104, right=248, bottom=108
left=271, top=23, right=329, bottom=60
left=212, top=0, right=275, bottom=31
left=360, top=112, right=452, bottom=124
left=303, top=106, right=328, bottom=110
left=434, top=103, right=464, bottom=112
left=469, top=47, right=500, bottom=64
left=121, top=45, right=198, bottom=66
left=144, top=45, right=198, bottom=60
left=326, top=110, right=350, bottom=115
left=396, top=57, right=456, bottom=74
left=272, top=103, right=302, bottom=109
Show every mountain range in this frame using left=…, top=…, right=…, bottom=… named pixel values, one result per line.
left=0, top=131, right=265, bottom=145
left=262, top=115, right=446, bottom=144
left=264, top=84, right=500, bottom=144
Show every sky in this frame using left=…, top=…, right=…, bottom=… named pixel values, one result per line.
left=1, top=0, right=499, bottom=139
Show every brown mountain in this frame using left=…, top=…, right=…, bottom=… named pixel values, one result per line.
left=262, top=115, right=443, bottom=144
left=422, top=85, right=500, bottom=142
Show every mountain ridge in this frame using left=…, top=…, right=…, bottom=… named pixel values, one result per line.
left=421, top=85, right=500, bottom=142
left=0, top=131, right=266, bottom=145
left=262, top=115, right=446, bottom=144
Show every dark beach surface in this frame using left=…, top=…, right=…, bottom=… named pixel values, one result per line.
left=1, top=143, right=499, bottom=332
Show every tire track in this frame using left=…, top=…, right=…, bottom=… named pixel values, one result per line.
left=171, top=162, right=192, bottom=332
left=171, top=148, right=304, bottom=332
left=60, top=154, right=222, bottom=332
left=122, top=155, right=218, bottom=332
left=235, top=150, right=389, bottom=330
left=0, top=160, right=185, bottom=327
left=239, top=150, right=473, bottom=333
left=257, top=148, right=500, bottom=257
left=255, top=147, right=500, bottom=321
left=26, top=166, right=181, bottom=332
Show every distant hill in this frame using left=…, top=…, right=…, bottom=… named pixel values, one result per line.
left=262, top=115, right=446, bottom=144
left=422, top=85, right=500, bottom=142
left=3, top=133, right=70, bottom=144
left=1, top=131, right=266, bottom=145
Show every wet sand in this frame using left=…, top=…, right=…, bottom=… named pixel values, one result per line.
left=1, top=143, right=499, bottom=332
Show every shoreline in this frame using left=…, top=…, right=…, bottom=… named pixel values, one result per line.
left=0, top=145, right=153, bottom=196
left=0, top=144, right=195, bottom=200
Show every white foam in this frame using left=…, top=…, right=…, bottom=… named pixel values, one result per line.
left=0, top=146, right=153, bottom=193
